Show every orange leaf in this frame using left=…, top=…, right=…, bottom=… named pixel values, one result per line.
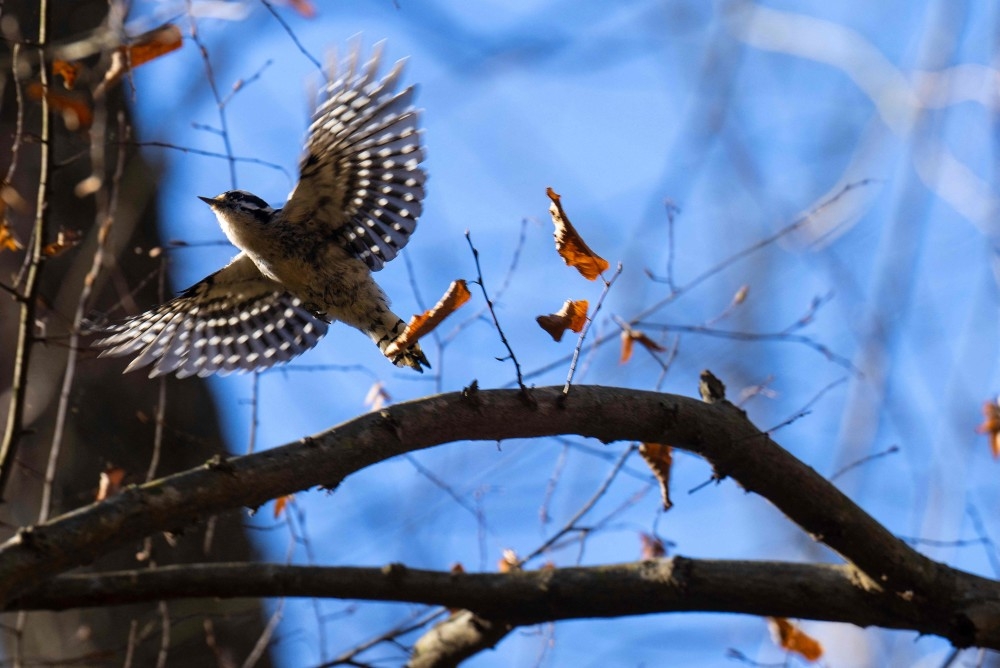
left=977, top=400, right=1000, bottom=458
left=27, top=83, right=92, bottom=130
left=546, top=187, right=609, bottom=280
left=273, top=494, right=294, bottom=518
left=768, top=617, right=823, bottom=662
left=96, top=466, right=126, bottom=501
left=619, top=328, right=665, bottom=363
left=498, top=548, right=520, bottom=573
left=124, top=24, right=183, bottom=68
left=0, top=220, right=21, bottom=253
left=285, top=0, right=317, bottom=18
left=536, top=299, right=588, bottom=342
left=53, top=60, right=81, bottom=89
left=42, top=228, right=81, bottom=257
left=385, top=279, right=471, bottom=356
left=639, top=443, right=673, bottom=510
left=639, top=532, right=667, bottom=560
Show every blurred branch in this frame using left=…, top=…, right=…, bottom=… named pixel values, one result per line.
left=0, top=385, right=996, bottom=652
left=0, top=2, right=51, bottom=500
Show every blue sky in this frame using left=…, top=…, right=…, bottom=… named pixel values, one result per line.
left=126, top=1, right=1000, bottom=665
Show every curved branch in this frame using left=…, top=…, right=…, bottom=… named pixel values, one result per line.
left=0, top=385, right=996, bottom=647
left=0, top=559, right=938, bottom=628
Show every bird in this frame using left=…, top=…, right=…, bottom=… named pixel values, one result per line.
left=94, top=41, right=430, bottom=378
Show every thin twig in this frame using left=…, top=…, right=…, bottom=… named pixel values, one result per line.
left=829, top=445, right=899, bottom=482
left=520, top=444, right=637, bottom=566
left=464, top=230, right=528, bottom=393
left=260, top=0, right=324, bottom=73
left=562, top=263, right=623, bottom=397
left=0, top=0, right=50, bottom=501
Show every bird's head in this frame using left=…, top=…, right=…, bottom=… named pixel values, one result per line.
left=199, top=190, right=275, bottom=226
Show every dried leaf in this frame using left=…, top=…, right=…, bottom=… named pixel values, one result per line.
left=124, top=24, right=183, bottom=68
left=0, top=220, right=22, bottom=253
left=385, top=279, right=471, bottom=356
left=53, top=60, right=81, bottom=89
left=639, top=532, right=667, bottom=560
left=619, top=328, right=665, bottom=363
left=498, top=548, right=520, bottom=573
left=546, top=187, right=609, bottom=280
left=639, top=442, right=673, bottom=510
left=27, top=83, right=92, bottom=130
left=768, top=617, right=823, bottom=662
left=102, top=24, right=183, bottom=91
left=285, top=0, right=317, bottom=18
left=536, top=299, right=588, bottom=342
left=364, top=381, right=391, bottom=412
left=450, top=563, right=465, bottom=574
left=977, top=399, right=1000, bottom=458
left=42, top=228, right=82, bottom=257
left=273, top=494, right=294, bottom=518
left=96, top=466, right=126, bottom=502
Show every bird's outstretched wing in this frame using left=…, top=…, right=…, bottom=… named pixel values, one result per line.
left=94, top=254, right=329, bottom=378
left=282, top=41, right=426, bottom=271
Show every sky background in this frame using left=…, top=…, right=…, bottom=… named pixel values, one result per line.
left=121, top=1, right=1000, bottom=665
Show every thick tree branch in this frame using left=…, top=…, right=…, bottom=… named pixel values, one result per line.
left=0, top=386, right=996, bottom=648
left=0, top=559, right=939, bottom=630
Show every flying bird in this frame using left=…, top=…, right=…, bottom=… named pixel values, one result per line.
left=95, top=42, right=429, bottom=378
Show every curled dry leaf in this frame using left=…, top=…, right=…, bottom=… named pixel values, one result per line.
left=546, top=187, right=609, bottom=281
left=42, top=228, right=82, bottom=257
left=102, top=24, right=183, bottom=91
left=384, top=279, right=471, bottom=356
left=53, top=60, right=81, bottom=89
left=639, top=443, right=673, bottom=510
left=639, top=532, right=667, bottom=560
left=767, top=617, right=823, bottom=662
left=285, top=0, right=317, bottom=18
left=0, top=221, right=22, bottom=253
left=498, top=548, right=520, bottom=573
left=536, top=299, right=588, bottom=342
left=273, top=494, right=294, bottom=519
left=619, top=328, right=666, bottom=364
left=96, top=466, right=126, bottom=502
left=976, top=399, right=1000, bottom=458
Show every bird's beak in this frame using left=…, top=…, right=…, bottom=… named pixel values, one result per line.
left=197, top=195, right=217, bottom=206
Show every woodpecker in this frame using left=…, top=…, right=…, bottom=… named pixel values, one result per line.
left=95, top=42, right=430, bottom=378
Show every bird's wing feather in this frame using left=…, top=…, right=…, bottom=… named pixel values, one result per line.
left=282, top=40, right=425, bottom=271
left=94, top=254, right=329, bottom=378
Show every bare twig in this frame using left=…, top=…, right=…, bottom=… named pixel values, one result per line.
left=562, top=263, right=622, bottom=397
left=0, top=0, right=51, bottom=501
left=464, top=230, right=528, bottom=393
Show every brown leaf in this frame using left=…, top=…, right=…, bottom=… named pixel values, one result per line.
left=96, top=466, right=126, bottom=502
left=546, top=187, right=609, bottom=280
left=27, top=83, right=92, bottom=130
left=977, top=400, right=1000, bottom=458
left=619, top=328, right=665, bottom=363
left=0, top=220, right=22, bottom=253
left=498, top=548, right=520, bottom=573
left=384, top=279, right=471, bottom=356
left=450, top=563, right=465, bottom=574
left=124, top=24, right=183, bottom=68
left=768, top=617, right=823, bottom=662
left=639, top=532, right=667, bottom=560
left=285, top=0, right=317, bottom=17
left=639, top=442, right=673, bottom=510
left=102, top=24, right=183, bottom=92
left=273, top=494, right=294, bottom=518
left=42, top=228, right=82, bottom=257
left=536, top=299, right=588, bottom=342
left=53, top=60, right=81, bottom=89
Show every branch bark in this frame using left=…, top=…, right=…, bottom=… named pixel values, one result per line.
left=0, top=385, right=996, bottom=650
